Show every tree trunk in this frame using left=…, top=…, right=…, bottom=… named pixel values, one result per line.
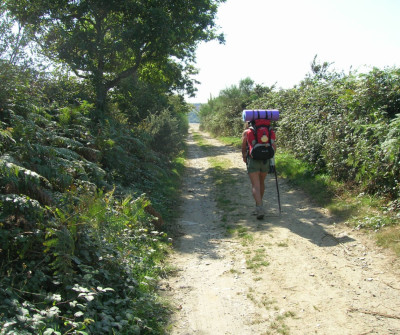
left=94, top=82, right=107, bottom=121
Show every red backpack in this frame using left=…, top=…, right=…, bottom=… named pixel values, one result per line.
left=247, top=119, right=275, bottom=161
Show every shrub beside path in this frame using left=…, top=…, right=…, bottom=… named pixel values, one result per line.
left=162, top=124, right=400, bottom=335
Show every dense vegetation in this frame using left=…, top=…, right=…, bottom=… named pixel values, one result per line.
left=0, top=1, right=225, bottom=334
left=199, top=58, right=400, bottom=206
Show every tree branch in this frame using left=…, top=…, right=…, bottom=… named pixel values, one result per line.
left=105, top=53, right=143, bottom=90
left=71, top=67, right=89, bottom=79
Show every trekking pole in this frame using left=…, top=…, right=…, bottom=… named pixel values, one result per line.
left=270, top=159, right=282, bottom=216
left=274, top=165, right=282, bottom=216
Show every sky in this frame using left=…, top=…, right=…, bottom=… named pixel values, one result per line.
left=186, top=0, right=400, bottom=103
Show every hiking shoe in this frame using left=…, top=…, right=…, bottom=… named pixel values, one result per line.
left=256, top=206, right=264, bottom=220
left=252, top=202, right=264, bottom=215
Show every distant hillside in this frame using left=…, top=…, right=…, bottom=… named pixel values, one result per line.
left=189, top=103, right=202, bottom=123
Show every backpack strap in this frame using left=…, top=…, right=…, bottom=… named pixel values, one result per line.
left=264, top=126, right=271, bottom=164
left=249, top=122, right=257, bottom=144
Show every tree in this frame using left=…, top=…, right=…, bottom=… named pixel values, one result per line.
left=0, top=3, right=31, bottom=65
left=5, top=0, right=225, bottom=120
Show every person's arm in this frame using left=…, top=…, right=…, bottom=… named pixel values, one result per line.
left=272, top=141, right=277, bottom=152
left=271, top=129, right=277, bottom=152
left=241, top=130, right=248, bottom=163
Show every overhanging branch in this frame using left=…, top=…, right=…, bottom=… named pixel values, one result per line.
left=71, top=67, right=89, bottom=79
left=105, top=53, right=143, bottom=90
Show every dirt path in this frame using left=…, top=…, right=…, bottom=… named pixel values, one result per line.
left=162, top=124, right=400, bottom=335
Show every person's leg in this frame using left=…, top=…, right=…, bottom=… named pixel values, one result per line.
left=259, top=172, right=268, bottom=200
left=248, top=171, right=262, bottom=206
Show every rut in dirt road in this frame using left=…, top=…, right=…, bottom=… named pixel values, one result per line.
left=162, top=124, right=400, bottom=335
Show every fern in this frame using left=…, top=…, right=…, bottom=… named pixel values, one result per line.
left=0, top=125, right=15, bottom=149
left=0, top=193, right=45, bottom=222
left=43, top=226, right=75, bottom=283
left=50, top=135, right=84, bottom=150
left=0, top=156, right=53, bottom=201
left=0, top=60, right=189, bottom=333
left=27, top=110, right=56, bottom=128
left=52, top=146, right=81, bottom=160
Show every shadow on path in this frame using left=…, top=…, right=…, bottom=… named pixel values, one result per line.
left=174, top=126, right=355, bottom=259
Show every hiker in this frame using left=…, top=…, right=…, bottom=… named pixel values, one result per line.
left=242, top=120, right=276, bottom=219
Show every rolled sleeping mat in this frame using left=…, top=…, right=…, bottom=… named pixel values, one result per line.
left=242, top=109, right=279, bottom=122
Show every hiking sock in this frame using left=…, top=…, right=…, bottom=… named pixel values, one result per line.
left=252, top=202, right=263, bottom=215
left=256, top=205, right=264, bottom=219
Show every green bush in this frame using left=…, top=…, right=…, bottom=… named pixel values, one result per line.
left=274, top=65, right=400, bottom=199
left=139, top=109, right=188, bottom=159
left=1, top=191, right=170, bottom=334
left=199, top=61, right=400, bottom=201
left=0, top=59, right=187, bottom=333
left=198, top=78, right=264, bottom=137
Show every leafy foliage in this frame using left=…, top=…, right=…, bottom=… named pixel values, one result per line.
left=0, top=4, right=30, bottom=65
left=0, top=1, right=204, bottom=332
left=1, top=191, right=171, bottom=334
left=200, top=61, right=400, bottom=201
left=5, top=0, right=225, bottom=117
left=273, top=64, right=400, bottom=200
left=0, top=67, right=188, bottom=332
left=198, top=78, right=268, bottom=137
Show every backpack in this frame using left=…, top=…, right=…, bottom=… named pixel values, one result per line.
left=247, top=119, right=275, bottom=161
